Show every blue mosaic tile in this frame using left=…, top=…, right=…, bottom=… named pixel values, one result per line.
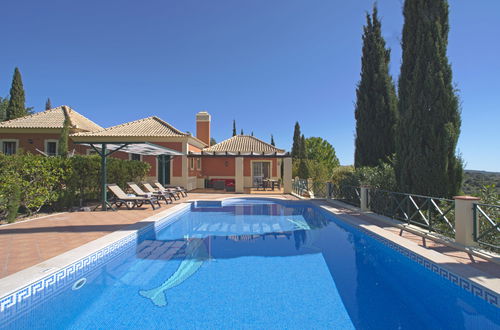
left=351, top=222, right=499, bottom=309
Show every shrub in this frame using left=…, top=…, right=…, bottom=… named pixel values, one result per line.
left=0, top=153, right=69, bottom=217
left=6, top=184, right=21, bottom=223
left=331, top=163, right=396, bottom=192
left=0, top=153, right=151, bottom=221
left=331, top=166, right=355, bottom=187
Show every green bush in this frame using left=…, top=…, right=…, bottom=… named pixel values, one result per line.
left=0, top=153, right=69, bottom=217
left=331, top=163, right=396, bottom=194
left=6, top=184, right=21, bottom=223
left=331, top=166, right=355, bottom=187
left=61, top=155, right=150, bottom=209
left=0, top=153, right=151, bottom=221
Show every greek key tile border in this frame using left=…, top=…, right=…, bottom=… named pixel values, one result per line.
left=0, top=234, right=137, bottom=326
left=0, top=205, right=189, bottom=325
left=350, top=219, right=499, bottom=308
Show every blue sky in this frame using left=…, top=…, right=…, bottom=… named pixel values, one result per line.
left=1, top=0, right=499, bottom=171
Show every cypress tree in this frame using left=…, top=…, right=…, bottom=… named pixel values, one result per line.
left=299, top=135, right=306, bottom=159
left=58, top=106, right=70, bottom=157
left=354, top=5, right=398, bottom=168
left=297, top=159, right=309, bottom=179
left=45, top=98, right=52, bottom=110
left=0, top=97, right=8, bottom=122
left=232, top=120, right=237, bottom=136
left=240, top=129, right=244, bottom=135
left=396, top=0, right=462, bottom=197
left=270, top=135, right=275, bottom=146
left=6, top=68, right=27, bottom=120
left=297, top=135, right=309, bottom=178
left=291, top=122, right=301, bottom=158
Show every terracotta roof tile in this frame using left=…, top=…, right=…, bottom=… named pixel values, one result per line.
left=71, top=116, right=188, bottom=137
left=203, top=135, right=285, bottom=153
left=0, top=106, right=103, bottom=131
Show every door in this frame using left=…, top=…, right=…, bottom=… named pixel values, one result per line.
left=157, top=155, right=171, bottom=185
left=252, top=161, right=270, bottom=187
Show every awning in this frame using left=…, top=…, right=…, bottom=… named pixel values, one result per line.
left=79, top=142, right=183, bottom=156
left=74, top=141, right=184, bottom=211
left=188, top=151, right=290, bottom=157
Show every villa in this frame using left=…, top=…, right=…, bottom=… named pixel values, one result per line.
left=0, top=107, right=498, bottom=329
left=0, top=106, right=292, bottom=193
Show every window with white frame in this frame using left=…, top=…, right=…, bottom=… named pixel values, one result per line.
left=44, top=139, right=58, bottom=156
left=189, top=157, right=194, bottom=170
left=197, top=158, right=201, bottom=170
left=129, top=153, right=142, bottom=161
left=1, top=140, right=18, bottom=155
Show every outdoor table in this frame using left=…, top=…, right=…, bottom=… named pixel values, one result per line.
left=263, top=179, right=279, bottom=191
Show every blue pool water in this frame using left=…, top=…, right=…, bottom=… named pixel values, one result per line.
left=2, top=198, right=499, bottom=329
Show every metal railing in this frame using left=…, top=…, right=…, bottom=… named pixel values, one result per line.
left=292, top=179, right=329, bottom=198
left=292, top=179, right=309, bottom=197
left=369, top=189, right=455, bottom=238
left=330, top=184, right=360, bottom=207
left=293, top=180, right=500, bottom=253
left=310, top=181, right=328, bottom=198
left=473, top=203, right=500, bottom=252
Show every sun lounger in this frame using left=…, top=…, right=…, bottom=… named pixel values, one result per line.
left=141, top=182, right=176, bottom=203
left=127, top=182, right=172, bottom=204
left=154, top=182, right=188, bottom=197
left=107, top=184, right=161, bottom=210
left=146, top=182, right=181, bottom=200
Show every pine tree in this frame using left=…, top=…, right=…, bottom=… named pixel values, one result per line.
left=270, top=135, right=275, bottom=146
left=354, top=5, right=398, bottom=168
left=291, top=122, right=301, bottom=158
left=45, top=98, right=52, bottom=110
left=6, top=68, right=27, bottom=120
left=396, top=0, right=462, bottom=197
left=232, top=120, right=237, bottom=136
left=58, top=106, right=70, bottom=157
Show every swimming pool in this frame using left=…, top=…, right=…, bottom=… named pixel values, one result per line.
left=1, top=198, right=499, bottom=329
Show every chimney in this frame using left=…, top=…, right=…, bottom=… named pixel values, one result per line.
left=196, top=111, right=211, bottom=146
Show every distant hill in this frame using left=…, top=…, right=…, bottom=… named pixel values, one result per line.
left=463, top=170, right=500, bottom=195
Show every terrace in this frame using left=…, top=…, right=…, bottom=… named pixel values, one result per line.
left=0, top=182, right=499, bottom=327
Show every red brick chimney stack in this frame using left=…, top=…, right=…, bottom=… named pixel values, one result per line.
left=196, top=111, right=211, bottom=146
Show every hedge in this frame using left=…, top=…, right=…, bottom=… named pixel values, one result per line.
left=0, top=153, right=150, bottom=222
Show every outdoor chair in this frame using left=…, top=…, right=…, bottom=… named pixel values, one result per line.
left=107, top=184, right=161, bottom=210
left=255, top=177, right=265, bottom=190
left=127, top=182, right=171, bottom=205
left=149, top=182, right=182, bottom=199
left=154, top=182, right=187, bottom=197
left=141, top=182, right=176, bottom=203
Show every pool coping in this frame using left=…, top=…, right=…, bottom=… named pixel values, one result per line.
left=0, top=196, right=498, bottom=314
